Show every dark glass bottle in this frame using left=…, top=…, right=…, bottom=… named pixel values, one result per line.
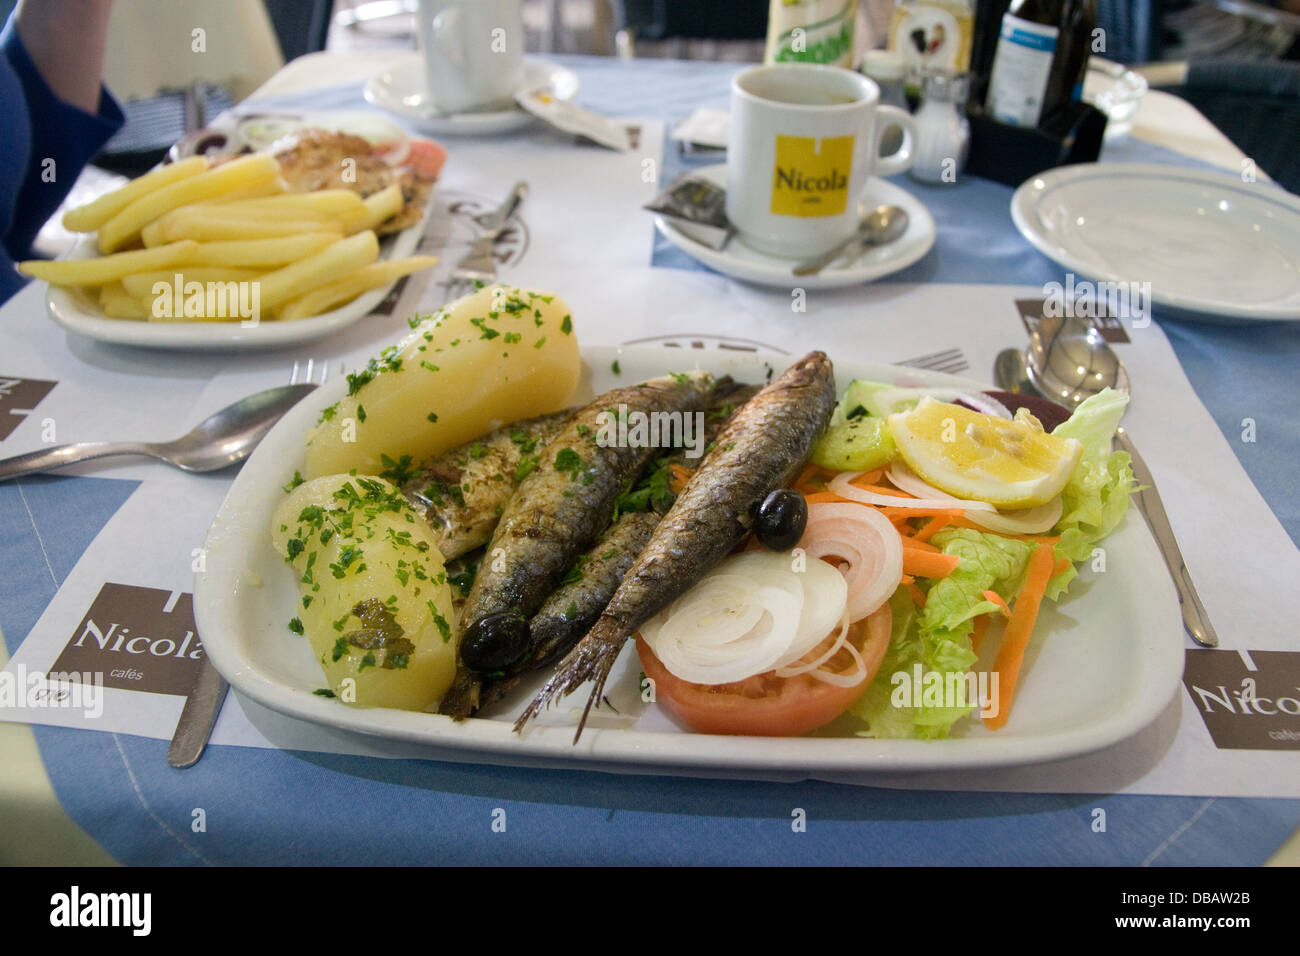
left=969, top=0, right=1012, bottom=111
left=1049, top=0, right=1099, bottom=116
left=984, top=0, right=1065, bottom=127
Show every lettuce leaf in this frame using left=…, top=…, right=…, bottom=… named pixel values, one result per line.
left=1047, top=388, right=1137, bottom=597
left=852, top=529, right=1041, bottom=739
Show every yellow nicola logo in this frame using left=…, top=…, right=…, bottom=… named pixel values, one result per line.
left=770, top=134, right=854, bottom=217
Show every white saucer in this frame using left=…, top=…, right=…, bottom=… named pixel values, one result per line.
left=1011, top=163, right=1300, bottom=323
left=364, top=54, right=580, bottom=136
left=653, top=165, right=936, bottom=290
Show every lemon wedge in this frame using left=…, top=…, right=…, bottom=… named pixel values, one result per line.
left=887, top=396, right=1082, bottom=508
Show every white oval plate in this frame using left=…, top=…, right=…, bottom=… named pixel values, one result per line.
left=654, top=165, right=936, bottom=290
left=46, top=192, right=433, bottom=352
left=194, top=346, right=1184, bottom=779
left=1011, top=163, right=1300, bottom=323
left=364, top=55, right=579, bottom=136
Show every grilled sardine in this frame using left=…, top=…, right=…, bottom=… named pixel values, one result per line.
left=403, top=411, right=571, bottom=561
left=453, top=370, right=717, bottom=679
left=515, top=352, right=836, bottom=738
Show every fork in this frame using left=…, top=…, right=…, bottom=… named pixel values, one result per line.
left=896, top=347, right=970, bottom=375
left=441, top=180, right=528, bottom=301
left=289, top=356, right=331, bottom=386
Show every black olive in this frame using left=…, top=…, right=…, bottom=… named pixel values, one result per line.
left=461, top=611, right=530, bottom=672
left=753, top=489, right=808, bottom=551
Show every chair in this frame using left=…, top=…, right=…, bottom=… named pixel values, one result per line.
left=1159, top=57, right=1300, bottom=192
left=1095, top=0, right=1163, bottom=64
left=611, top=0, right=768, bottom=59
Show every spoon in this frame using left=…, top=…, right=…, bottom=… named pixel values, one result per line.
left=0, top=383, right=317, bottom=481
left=792, top=204, right=908, bottom=276
left=994, top=316, right=1218, bottom=648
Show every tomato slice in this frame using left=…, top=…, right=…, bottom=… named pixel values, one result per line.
left=405, top=138, right=447, bottom=181
left=636, top=603, right=892, bottom=737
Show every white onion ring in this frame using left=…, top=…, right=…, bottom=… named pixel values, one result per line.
left=829, top=470, right=996, bottom=513
left=798, top=502, right=904, bottom=621
left=953, top=392, right=1012, bottom=419
left=775, top=610, right=851, bottom=678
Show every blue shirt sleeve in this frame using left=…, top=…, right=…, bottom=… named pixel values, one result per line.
left=0, top=17, right=123, bottom=303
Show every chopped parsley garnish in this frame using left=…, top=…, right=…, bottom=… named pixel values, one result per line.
left=282, top=471, right=305, bottom=494
left=313, top=688, right=336, bottom=698
left=427, top=411, right=439, bottom=423
left=514, top=454, right=540, bottom=482
left=611, top=360, right=621, bottom=374
left=448, top=564, right=477, bottom=596
left=288, top=617, right=304, bottom=635
left=378, top=453, right=417, bottom=486
left=560, top=314, right=572, bottom=335
left=554, top=447, right=584, bottom=479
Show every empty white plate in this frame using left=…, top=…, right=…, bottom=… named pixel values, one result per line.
left=364, top=54, right=580, bottom=136
left=1011, top=163, right=1300, bottom=323
left=654, top=164, right=936, bottom=290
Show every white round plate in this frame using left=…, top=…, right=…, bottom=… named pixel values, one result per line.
left=194, top=346, right=1183, bottom=779
left=653, top=164, right=936, bottom=290
left=46, top=192, right=433, bottom=352
left=1011, top=163, right=1300, bottom=323
left=364, top=54, right=579, bottom=136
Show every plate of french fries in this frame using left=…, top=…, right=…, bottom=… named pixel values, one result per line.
left=28, top=140, right=442, bottom=350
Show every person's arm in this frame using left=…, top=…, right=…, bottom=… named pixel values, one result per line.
left=12, top=0, right=114, bottom=115
left=0, top=0, right=122, bottom=273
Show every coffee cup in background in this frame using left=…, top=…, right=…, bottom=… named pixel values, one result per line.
left=726, top=64, right=916, bottom=258
left=417, top=0, right=524, bottom=114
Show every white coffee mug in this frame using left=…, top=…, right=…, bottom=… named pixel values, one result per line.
left=417, top=0, right=524, bottom=114
left=726, top=64, right=916, bottom=258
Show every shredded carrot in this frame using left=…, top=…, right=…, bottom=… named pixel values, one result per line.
left=795, top=463, right=821, bottom=487
left=899, top=572, right=915, bottom=585
left=854, top=467, right=885, bottom=486
left=984, top=543, right=1056, bottom=731
left=902, top=549, right=960, bottom=579
left=853, top=482, right=915, bottom=498
left=900, top=535, right=941, bottom=554
left=970, top=614, right=989, bottom=654
left=913, top=514, right=951, bottom=543
left=908, top=583, right=927, bottom=607
left=880, top=506, right=966, bottom=520
left=982, top=589, right=1011, bottom=618
left=1053, top=556, right=1072, bottom=577
left=944, top=515, right=1061, bottom=543
left=668, top=463, right=693, bottom=494
left=803, top=490, right=854, bottom=504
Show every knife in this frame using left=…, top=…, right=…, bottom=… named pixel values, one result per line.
left=1115, top=427, right=1219, bottom=648
left=167, top=656, right=229, bottom=768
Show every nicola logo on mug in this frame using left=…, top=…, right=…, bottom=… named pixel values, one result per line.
left=770, top=134, right=854, bottom=217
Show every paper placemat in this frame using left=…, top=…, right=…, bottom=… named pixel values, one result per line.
left=5, top=271, right=1297, bottom=797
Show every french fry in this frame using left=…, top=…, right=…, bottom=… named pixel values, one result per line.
left=340, top=184, right=404, bottom=235
left=121, top=267, right=262, bottom=299
left=140, top=220, right=166, bottom=248
left=98, top=282, right=149, bottom=319
left=18, top=241, right=199, bottom=286
left=256, top=231, right=380, bottom=312
left=97, top=154, right=280, bottom=253
left=182, top=232, right=339, bottom=268
left=159, top=215, right=344, bottom=243
left=202, top=189, right=365, bottom=220
left=195, top=177, right=287, bottom=204
left=277, top=255, right=439, bottom=321
left=62, top=157, right=208, bottom=233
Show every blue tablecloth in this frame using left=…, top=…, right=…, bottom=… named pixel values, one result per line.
left=3, top=55, right=1298, bottom=866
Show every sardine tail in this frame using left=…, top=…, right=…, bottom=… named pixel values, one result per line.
left=513, top=630, right=623, bottom=740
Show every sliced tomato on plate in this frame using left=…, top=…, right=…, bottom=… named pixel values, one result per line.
left=406, top=138, right=447, bottom=181
left=635, top=603, right=892, bottom=737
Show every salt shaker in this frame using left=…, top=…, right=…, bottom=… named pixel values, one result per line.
left=909, top=71, right=970, bottom=185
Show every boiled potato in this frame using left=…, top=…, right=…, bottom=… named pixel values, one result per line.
left=271, top=475, right=459, bottom=710
left=303, top=284, right=580, bottom=479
